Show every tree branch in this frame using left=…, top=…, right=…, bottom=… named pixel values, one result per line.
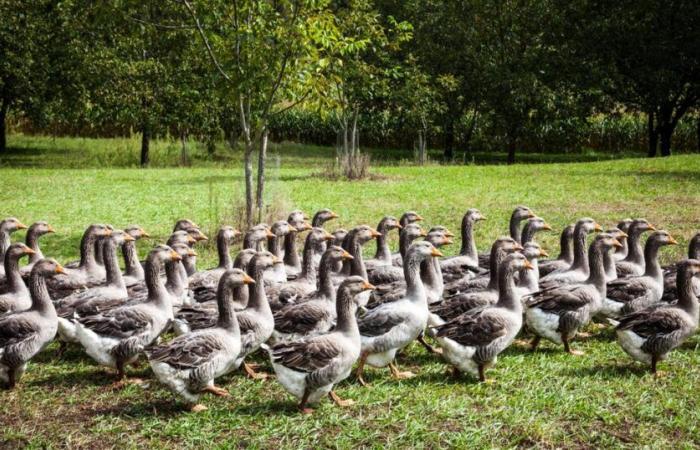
left=181, top=0, right=233, bottom=83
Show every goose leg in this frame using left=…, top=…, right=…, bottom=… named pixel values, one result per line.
left=388, top=361, right=415, bottom=379
left=203, top=385, right=230, bottom=397
left=530, top=336, right=541, bottom=350
left=417, top=331, right=442, bottom=354
left=5, top=367, right=17, bottom=389
left=329, top=390, right=355, bottom=407
left=356, top=353, right=368, bottom=386
left=243, top=362, right=268, bottom=380
left=651, top=355, right=666, bottom=377
left=562, top=335, right=584, bottom=356
left=190, top=404, right=208, bottom=412
left=299, top=388, right=314, bottom=414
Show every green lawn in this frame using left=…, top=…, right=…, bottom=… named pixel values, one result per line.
left=1, top=136, right=700, bottom=448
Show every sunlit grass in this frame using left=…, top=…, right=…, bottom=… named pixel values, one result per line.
left=1, top=138, right=699, bottom=447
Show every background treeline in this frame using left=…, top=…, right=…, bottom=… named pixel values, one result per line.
left=2, top=0, right=699, bottom=165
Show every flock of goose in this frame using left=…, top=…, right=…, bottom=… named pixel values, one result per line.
left=0, top=208, right=698, bottom=413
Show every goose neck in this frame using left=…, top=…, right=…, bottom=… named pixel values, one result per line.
left=643, top=240, right=663, bottom=280
left=283, top=231, right=300, bottom=268
left=216, top=280, right=241, bottom=332
left=298, top=235, right=318, bottom=282
left=29, top=270, right=56, bottom=317
left=334, top=289, right=359, bottom=336
left=122, top=241, right=144, bottom=279
left=217, top=234, right=233, bottom=269
left=570, top=227, right=590, bottom=273
left=145, top=255, right=169, bottom=307
left=26, top=230, right=44, bottom=263
left=460, top=217, right=477, bottom=259
left=496, top=266, right=519, bottom=311
left=403, top=253, right=426, bottom=301
left=624, top=228, right=645, bottom=265
left=103, top=239, right=125, bottom=290
left=374, top=221, right=392, bottom=262
left=4, top=252, right=27, bottom=294
left=585, top=243, right=607, bottom=293
left=317, top=253, right=337, bottom=300
left=510, top=215, right=522, bottom=243
left=676, top=269, right=699, bottom=321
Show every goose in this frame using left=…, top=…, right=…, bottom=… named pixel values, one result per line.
left=0, top=259, right=64, bottom=389
left=603, top=228, right=629, bottom=282
left=74, top=245, right=181, bottom=384
left=431, top=238, right=523, bottom=326
left=369, top=223, right=425, bottom=285
left=0, top=218, right=28, bottom=281
left=120, top=225, right=149, bottom=288
left=92, top=224, right=115, bottom=269
left=601, top=231, right=678, bottom=318
left=47, top=224, right=113, bottom=299
left=364, top=216, right=402, bottom=271
left=368, top=228, right=453, bottom=307
left=335, top=225, right=381, bottom=301
left=614, top=219, right=634, bottom=261
left=146, top=269, right=255, bottom=412
left=191, top=248, right=257, bottom=305
left=662, top=233, right=700, bottom=303
left=267, top=227, right=335, bottom=309
left=520, top=216, right=552, bottom=245
left=524, top=233, right=621, bottom=355
left=539, top=224, right=575, bottom=277
left=615, top=259, right=700, bottom=376
left=243, top=224, right=272, bottom=252
left=330, top=228, right=349, bottom=273
left=172, top=248, right=269, bottom=336
left=616, top=219, right=656, bottom=278
left=18, top=221, right=55, bottom=279
left=265, top=221, right=296, bottom=283
left=478, top=206, right=534, bottom=267
left=389, top=211, right=424, bottom=266
left=431, top=253, right=533, bottom=381
left=54, top=230, right=134, bottom=352
left=440, top=209, right=485, bottom=283
left=0, top=244, right=36, bottom=315
left=284, top=211, right=312, bottom=278
left=264, top=276, right=373, bottom=413
left=355, top=241, right=442, bottom=385
left=188, top=226, right=240, bottom=290
left=515, top=242, right=548, bottom=298
left=232, top=251, right=278, bottom=379
left=539, top=218, right=602, bottom=286
left=443, top=237, right=522, bottom=297
left=173, top=222, right=208, bottom=277
left=162, top=230, right=198, bottom=288
left=272, top=246, right=354, bottom=343
left=310, top=209, right=339, bottom=263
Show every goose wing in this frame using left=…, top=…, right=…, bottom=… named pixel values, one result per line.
left=273, top=301, right=331, bottom=334
left=270, top=335, right=342, bottom=373
left=358, top=305, right=408, bottom=337
left=145, top=332, right=227, bottom=370
left=606, top=277, right=653, bottom=303
left=525, top=285, right=593, bottom=314
left=616, top=307, right=690, bottom=354
left=434, top=308, right=508, bottom=346
left=76, top=305, right=152, bottom=339
left=0, top=315, right=39, bottom=348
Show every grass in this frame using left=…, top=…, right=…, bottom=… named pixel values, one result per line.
left=1, top=134, right=700, bottom=448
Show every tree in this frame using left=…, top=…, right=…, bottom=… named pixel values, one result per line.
left=183, top=0, right=357, bottom=224
left=562, top=0, right=700, bottom=157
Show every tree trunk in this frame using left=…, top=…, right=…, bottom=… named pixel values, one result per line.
left=659, top=125, right=673, bottom=157
left=696, top=114, right=700, bottom=152
left=256, top=129, right=268, bottom=223
left=140, top=123, right=150, bottom=167
left=444, top=119, right=454, bottom=161
left=507, top=137, right=516, bottom=165
left=647, top=110, right=658, bottom=157
left=0, top=100, right=7, bottom=154
left=244, top=141, right=254, bottom=227
left=350, top=111, right=358, bottom=157
left=180, top=133, right=188, bottom=166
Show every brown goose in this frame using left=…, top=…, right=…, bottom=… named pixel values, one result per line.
left=616, top=259, right=700, bottom=375
left=538, top=224, right=575, bottom=277
left=47, top=224, right=112, bottom=299
left=283, top=211, right=313, bottom=278
left=364, top=216, right=402, bottom=271
left=1, top=259, right=64, bottom=389
left=0, top=244, right=35, bottom=314
left=616, top=219, right=656, bottom=278
left=602, top=231, right=677, bottom=318
left=120, top=225, right=149, bottom=288
left=478, top=206, right=534, bottom=267
left=335, top=225, right=381, bottom=306
left=539, top=218, right=602, bottom=286
left=524, top=233, right=621, bottom=355
left=189, top=226, right=240, bottom=291
left=370, top=223, right=425, bottom=284
left=520, top=216, right=552, bottom=245
left=603, top=228, right=628, bottom=282
left=661, top=233, right=700, bottom=303
left=614, top=219, right=634, bottom=261
left=272, top=246, right=355, bottom=342
left=330, top=228, right=349, bottom=273
left=0, top=218, right=28, bottom=280
left=440, top=209, right=485, bottom=282
left=18, top=221, right=55, bottom=279
left=430, top=237, right=523, bottom=326
left=310, top=209, right=339, bottom=261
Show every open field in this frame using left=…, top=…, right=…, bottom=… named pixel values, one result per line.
left=1, top=137, right=700, bottom=448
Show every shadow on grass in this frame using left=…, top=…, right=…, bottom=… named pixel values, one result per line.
left=563, top=363, right=649, bottom=380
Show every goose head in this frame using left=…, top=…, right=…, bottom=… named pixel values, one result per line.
left=287, top=210, right=310, bottom=230
left=679, top=259, right=700, bottom=279
left=378, top=216, right=402, bottom=233
left=220, top=268, right=256, bottom=289
left=430, top=225, right=454, bottom=238
left=407, top=241, right=443, bottom=263
left=513, top=206, right=535, bottom=221
left=576, top=217, right=603, bottom=234
left=525, top=216, right=553, bottom=233
left=270, top=221, right=295, bottom=239
left=354, top=225, right=382, bottom=245
left=522, top=242, right=548, bottom=261
left=647, top=230, right=678, bottom=248
left=689, top=233, right=700, bottom=260
left=5, top=243, right=35, bottom=262
left=151, top=244, right=184, bottom=263
left=171, top=242, right=197, bottom=260
left=616, top=218, right=634, bottom=234
left=400, top=211, right=424, bottom=227
left=313, top=209, right=339, bottom=225
left=465, top=208, right=486, bottom=223
left=173, top=219, right=199, bottom=232
left=168, top=230, right=197, bottom=246
left=88, top=223, right=113, bottom=238
left=332, top=229, right=348, bottom=247
left=630, top=218, right=656, bottom=234
left=124, top=225, right=149, bottom=241
left=28, top=221, right=55, bottom=238
left=324, top=245, right=354, bottom=263
left=234, top=248, right=257, bottom=269
left=403, top=223, right=426, bottom=241
left=503, top=252, right=535, bottom=273
left=605, top=227, right=628, bottom=245
left=339, top=275, right=375, bottom=305
left=1, top=217, right=28, bottom=233
left=426, top=229, right=453, bottom=248
left=31, top=258, right=66, bottom=277
left=107, top=229, right=135, bottom=246
left=249, top=251, right=278, bottom=272
left=219, top=225, right=241, bottom=243
left=593, top=232, right=623, bottom=252
left=308, top=227, right=335, bottom=245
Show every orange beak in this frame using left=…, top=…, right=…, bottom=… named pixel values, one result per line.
left=124, top=234, right=136, bottom=242
left=612, top=239, right=623, bottom=249
left=187, top=236, right=197, bottom=244
left=272, top=255, right=281, bottom=264
left=197, top=232, right=208, bottom=241
left=430, top=248, right=444, bottom=257
left=371, top=229, right=382, bottom=238
left=104, top=228, right=113, bottom=236
left=55, top=263, right=66, bottom=274
left=243, top=273, right=255, bottom=284
left=514, top=243, right=524, bottom=251
left=341, top=250, right=354, bottom=261
left=648, top=224, right=657, bottom=231
left=47, top=225, right=56, bottom=233
left=539, top=249, right=549, bottom=258
left=188, top=249, right=198, bottom=257
left=17, top=222, right=28, bottom=230
left=527, top=211, right=536, bottom=218
left=395, top=224, right=403, bottom=230
left=523, top=260, right=535, bottom=270
left=415, top=215, right=424, bottom=222
left=25, top=247, right=36, bottom=255
left=330, top=212, right=339, bottom=219
left=141, top=228, right=150, bottom=238
left=543, top=222, right=553, bottom=231
left=362, top=281, right=376, bottom=290
left=266, top=230, right=276, bottom=239
left=171, top=251, right=183, bottom=261
left=668, top=236, right=678, bottom=245
left=593, top=223, right=603, bottom=232
left=443, top=238, right=454, bottom=245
